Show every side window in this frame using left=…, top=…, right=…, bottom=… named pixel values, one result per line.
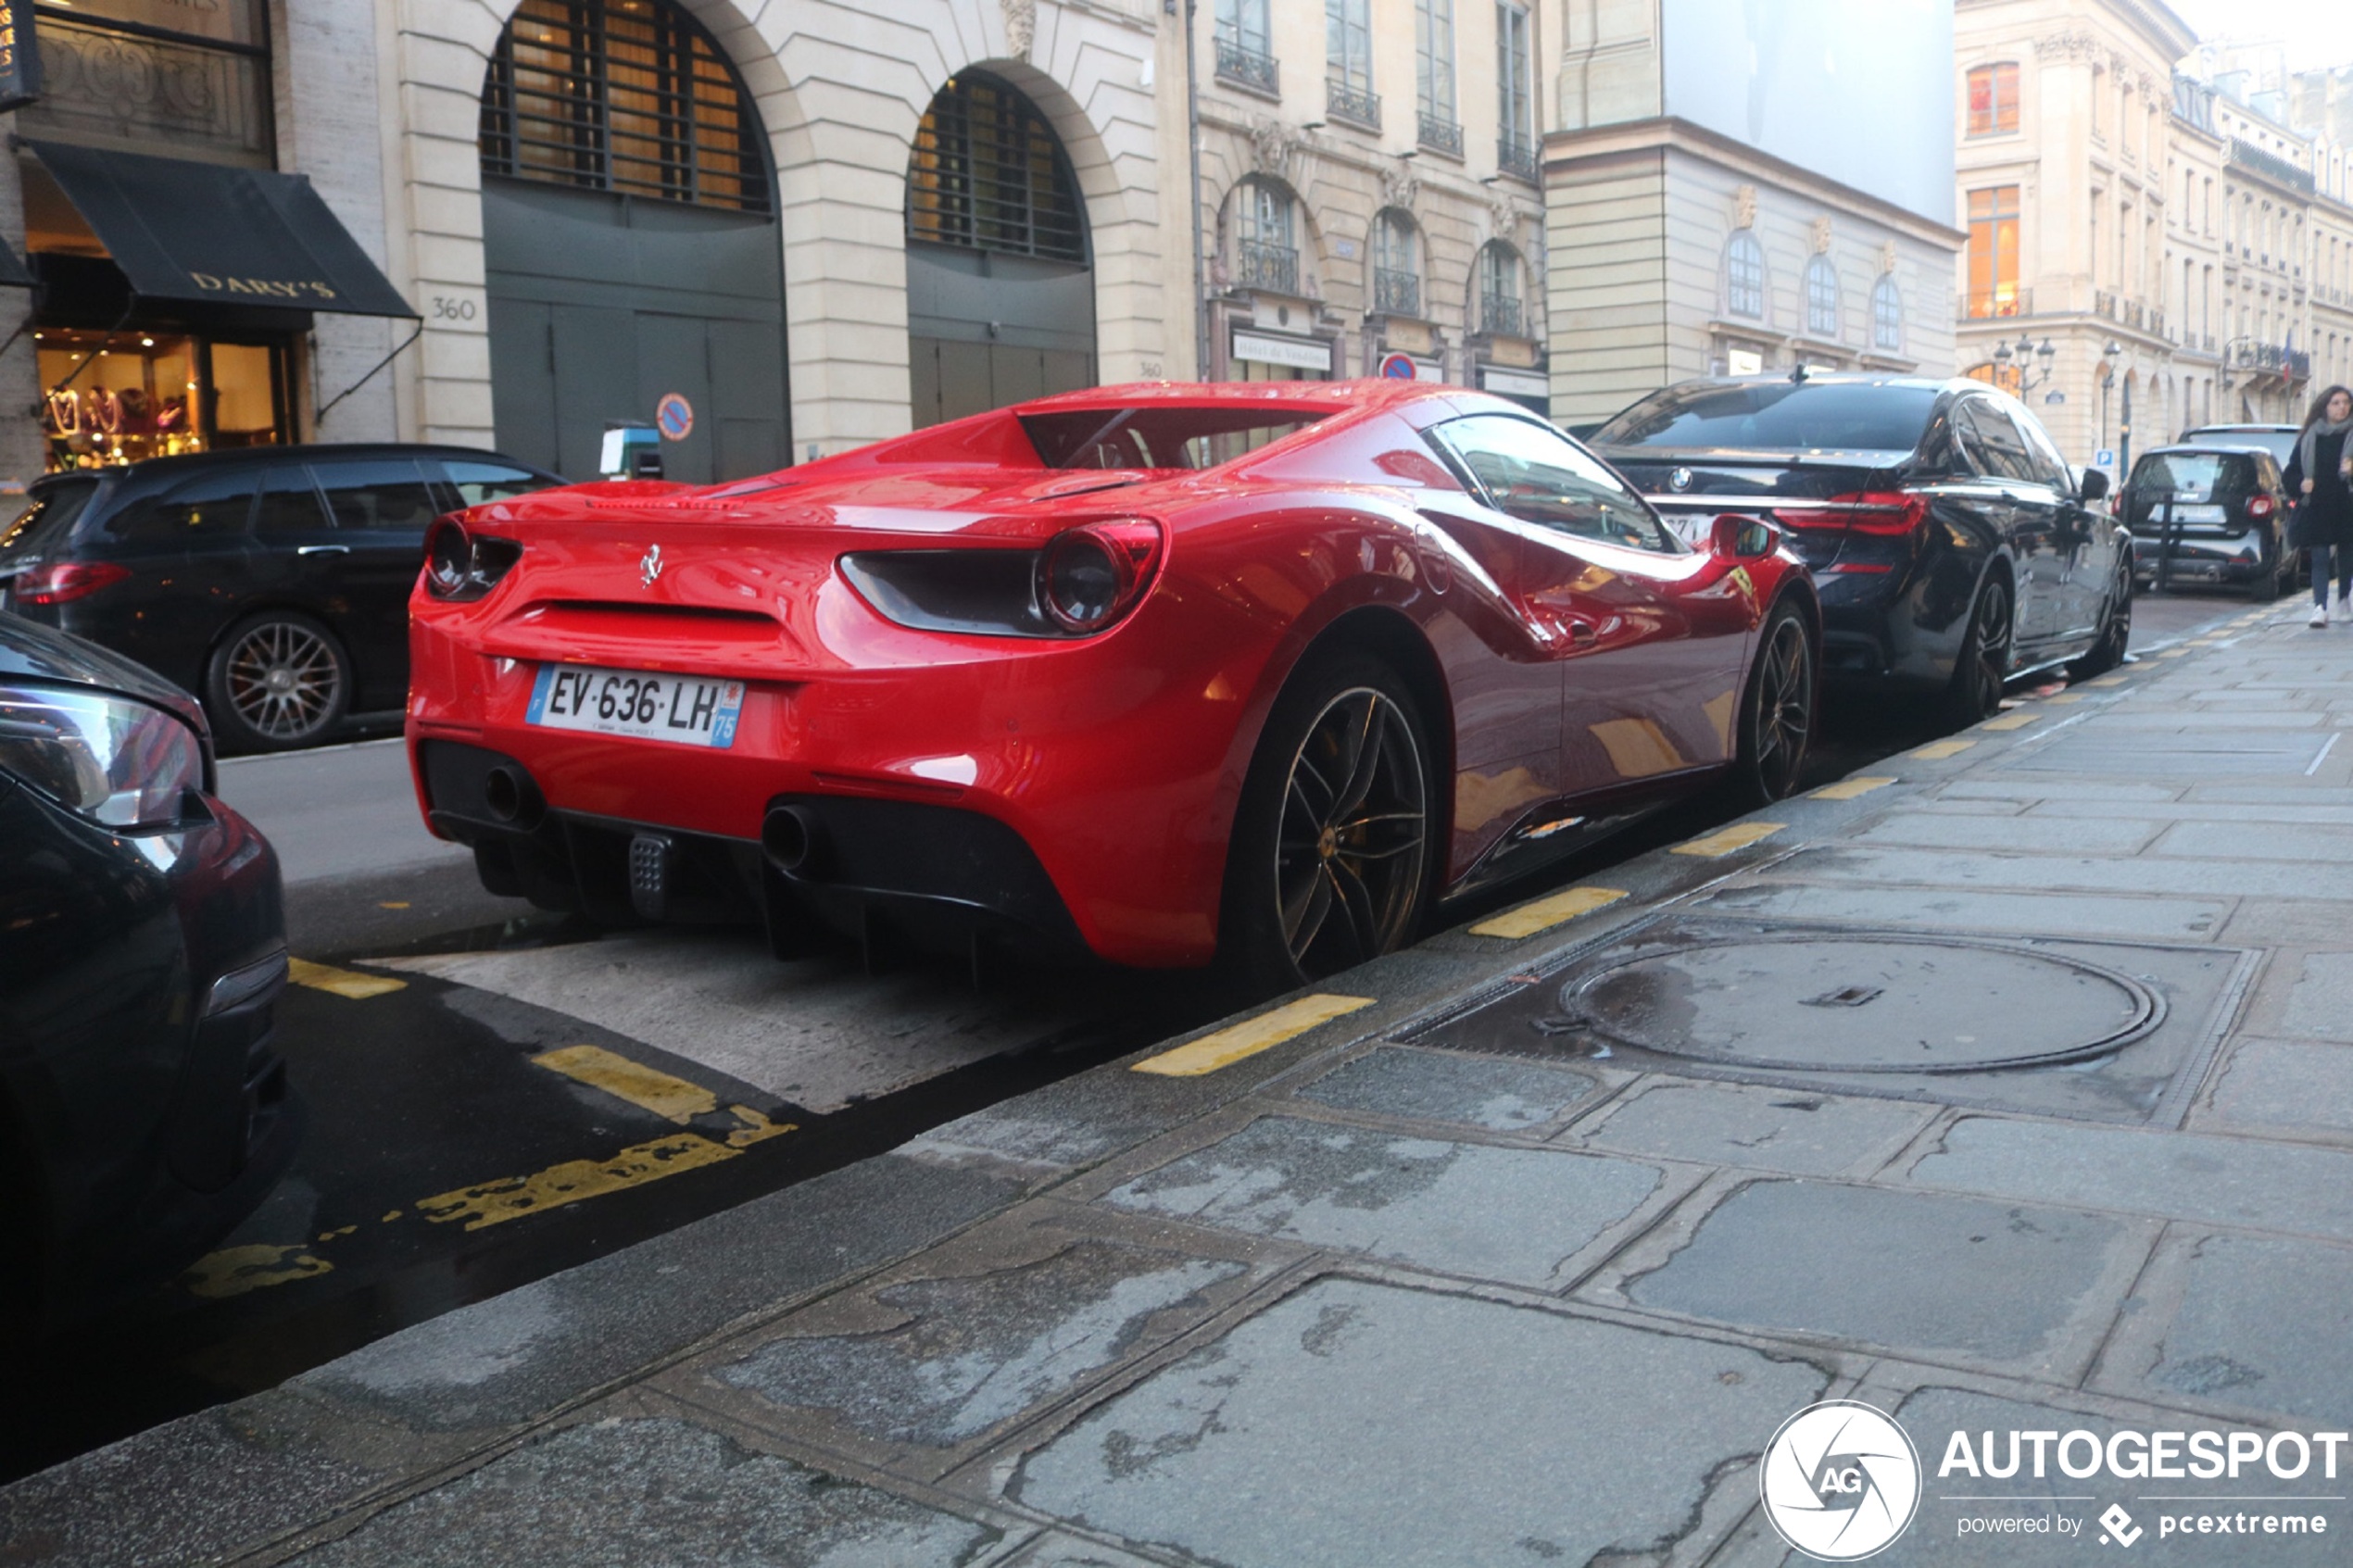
left=1956, top=401, right=2032, bottom=482
left=308, top=458, right=442, bottom=533
left=2010, top=408, right=2072, bottom=489
left=1432, top=414, right=1683, bottom=554
left=440, top=458, right=554, bottom=507
left=252, top=467, right=333, bottom=536
left=104, top=471, right=258, bottom=546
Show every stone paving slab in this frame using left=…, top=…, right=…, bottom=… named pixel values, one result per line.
left=1783, top=845, right=2353, bottom=899
left=1700, top=883, right=2234, bottom=941
left=1851, top=814, right=2167, bottom=853
left=1287, top=1044, right=1600, bottom=1132
left=1569, top=1078, right=1935, bottom=1177
left=2277, top=955, right=2353, bottom=1041
left=1006, top=1276, right=1829, bottom=1568
left=1092, top=1114, right=1672, bottom=1290
left=2153, top=822, right=2353, bottom=861
left=2199, top=1037, right=2353, bottom=1138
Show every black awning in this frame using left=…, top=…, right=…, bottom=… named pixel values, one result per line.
left=24, top=141, right=415, bottom=319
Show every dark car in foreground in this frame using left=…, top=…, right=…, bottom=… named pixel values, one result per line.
left=2121, top=444, right=2296, bottom=597
left=1594, top=374, right=2131, bottom=721
left=0, top=612, right=295, bottom=1332
left=0, top=446, right=562, bottom=752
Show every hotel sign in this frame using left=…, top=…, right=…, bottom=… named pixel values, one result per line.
left=0, top=2, right=41, bottom=114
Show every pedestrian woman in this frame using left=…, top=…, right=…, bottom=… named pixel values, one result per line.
left=2286, top=383, right=2353, bottom=626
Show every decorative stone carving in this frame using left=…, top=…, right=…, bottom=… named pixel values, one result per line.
left=1002, top=0, right=1036, bottom=60
left=1488, top=189, right=1524, bottom=243
left=1811, top=215, right=1833, bottom=255
left=1732, top=182, right=1757, bottom=229
left=1250, top=116, right=1304, bottom=184
left=1881, top=239, right=1899, bottom=275
left=1380, top=162, right=1421, bottom=211
left=2032, top=30, right=2103, bottom=63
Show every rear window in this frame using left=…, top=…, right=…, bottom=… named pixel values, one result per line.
left=0, top=480, right=98, bottom=557
left=2128, top=451, right=2248, bottom=498
left=1018, top=407, right=1333, bottom=470
left=2183, top=428, right=2295, bottom=468
left=1594, top=383, right=1939, bottom=454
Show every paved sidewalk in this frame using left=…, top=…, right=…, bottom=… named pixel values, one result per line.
left=12, top=601, right=2353, bottom=1567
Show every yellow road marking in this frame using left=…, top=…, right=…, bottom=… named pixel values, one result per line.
left=1810, top=775, right=1895, bottom=801
left=533, top=1044, right=718, bottom=1124
left=288, top=958, right=407, bottom=1000
left=2156, top=646, right=2192, bottom=659
left=1470, top=885, right=1628, bottom=940
left=1982, top=710, right=2040, bottom=731
left=725, top=1105, right=798, bottom=1148
left=1132, top=993, right=1376, bottom=1077
left=2044, top=692, right=2083, bottom=704
left=1911, top=739, right=1975, bottom=759
left=1671, top=822, right=1785, bottom=858
left=418, top=1133, right=743, bottom=1231
left=315, top=1224, right=357, bottom=1242
left=2087, top=675, right=2129, bottom=687
left=381, top=1210, right=403, bottom=1223
left=378, top=900, right=410, bottom=909
left=181, top=1244, right=333, bottom=1299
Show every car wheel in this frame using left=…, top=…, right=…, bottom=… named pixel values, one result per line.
left=206, top=610, right=352, bottom=753
left=1218, top=651, right=1437, bottom=997
left=2069, top=566, right=2133, bottom=679
left=2247, top=547, right=2282, bottom=601
left=1719, top=599, right=1816, bottom=809
left=1942, top=573, right=2014, bottom=727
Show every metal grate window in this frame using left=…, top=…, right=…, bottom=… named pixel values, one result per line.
left=907, top=75, right=1087, bottom=264
left=480, top=0, right=767, bottom=211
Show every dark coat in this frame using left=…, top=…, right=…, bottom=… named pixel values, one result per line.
left=2286, top=426, right=2353, bottom=549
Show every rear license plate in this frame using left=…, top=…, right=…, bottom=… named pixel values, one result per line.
left=526, top=664, right=744, bottom=747
left=2167, top=503, right=2226, bottom=522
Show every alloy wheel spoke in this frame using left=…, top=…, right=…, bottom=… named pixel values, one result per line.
left=1330, top=695, right=1388, bottom=819
left=1325, top=859, right=1380, bottom=960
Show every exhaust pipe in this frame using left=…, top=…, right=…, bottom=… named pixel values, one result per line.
left=482, top=763, right=545, bottom=829
left=761, top=804, right=825, bottom=877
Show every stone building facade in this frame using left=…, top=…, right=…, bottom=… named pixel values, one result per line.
left=0, top=0, right=1188, bottom=486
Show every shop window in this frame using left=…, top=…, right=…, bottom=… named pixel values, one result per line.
left=35, top=328, right=289, bottom=473
left=481, top=0, right=769, bottom=212
left=907, top=75, right=1086, bottom=263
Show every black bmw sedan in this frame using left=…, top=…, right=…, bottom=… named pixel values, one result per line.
left=1594, top=374, right=2132, bottom=721
left=0, top=612, right=296, bottom=1334
left=0, top=445, right=560, bottom=752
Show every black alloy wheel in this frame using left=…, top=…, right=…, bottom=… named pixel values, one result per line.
left=1943, top=575, right=2014, bottom=727
left=206, top=610, right=352, bottom=752
left=1220, top=652, right=1436, bottom=996
left=1722, top=602, right=1815, bottom=808
left=2069, top=564, right=2133, bottom=679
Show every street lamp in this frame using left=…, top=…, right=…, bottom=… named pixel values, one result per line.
left=1992, top=332, right=2057, bottom=395
left=2099, top=339, right=2122, bottom=470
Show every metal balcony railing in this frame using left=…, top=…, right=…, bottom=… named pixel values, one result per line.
left=1417, top=113, right=1462, bottom=156
left=1373, top=266, right=1420, bottom=318
left=1960, top=287, right=2028, bottom=320
left=1481, top=293, right=1523, bottom=337
left=1326, top=79, right=1380, bottom=131
left=1214, top=38, right=1279, bottom=95
left=1496, top=134, right=1539, bottom=183
left=1235, top=239, right=1299, bottom=295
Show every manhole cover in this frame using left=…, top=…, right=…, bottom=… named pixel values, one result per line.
left=1556, top=935, right=2161, bottom=1073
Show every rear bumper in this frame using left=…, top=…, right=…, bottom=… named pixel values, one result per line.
left=2131, top=532, right=2269, bottom=583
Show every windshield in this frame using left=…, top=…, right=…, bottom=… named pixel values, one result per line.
left=1594, top=383, right=1939, bottom=454
left=1018, top=407, right=1335, bottom=470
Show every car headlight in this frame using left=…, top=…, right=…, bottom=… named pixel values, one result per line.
left=0, top=683, right=204, bottom=828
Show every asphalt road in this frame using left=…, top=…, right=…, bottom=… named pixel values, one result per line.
left=0, top=584, right=2249, bottom=1483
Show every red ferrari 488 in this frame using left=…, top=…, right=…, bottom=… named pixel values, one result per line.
left=406, top=382, right=1817, bottom=991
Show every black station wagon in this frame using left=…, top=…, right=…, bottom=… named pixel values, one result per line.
left=0, top=445, right=561, bottom=750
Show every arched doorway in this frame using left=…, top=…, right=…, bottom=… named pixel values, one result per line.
left=478, top=0, right=788, bottom=482
left=905, top=72, right=1095, bottom=427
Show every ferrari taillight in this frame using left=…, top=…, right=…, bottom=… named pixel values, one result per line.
left=1770, top=492, right=1929, bottom=537
left=1038, top=520, right=1163, bottom=634
left=422, top=516, right=522, bottom=602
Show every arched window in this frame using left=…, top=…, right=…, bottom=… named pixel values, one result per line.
left=1805, top=256, right=1841, bottom=339
left=1372, top=209, right=1421, bottom=317
left=1871, top=273, right=1904, bottom=352
left=907, top=74, right=1086, bottom=263
left=1725, top=231, right=1765, bottom=320
left=1232, top=177, right=1299, bottom=294
left=1478, top=241, right=1524, bottom=336
left=481, top=0, right=767, bottom=211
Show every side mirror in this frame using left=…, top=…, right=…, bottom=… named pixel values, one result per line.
left=2079, top=468, right=2110, bottom=504
left=1710, top=512, right=1780, bottom=559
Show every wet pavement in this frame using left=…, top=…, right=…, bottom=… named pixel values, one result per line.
left=22, top=588, right=2350, bottom=1566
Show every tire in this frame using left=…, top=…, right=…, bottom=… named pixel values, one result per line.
left=1941, top=572, right=2014, bottom=728
left=2247, top=548, right=2282, bottom=602
left=205, top=610, right=352, bottom=753
left=2069, top=566, right=2133, bottom=679
left=1719, top=599, right=1817, bottom=809
left=1216, top=651, right=1439, bottom=999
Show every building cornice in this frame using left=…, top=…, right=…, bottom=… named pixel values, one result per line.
left=1539, top=117, right=1968, bottom=248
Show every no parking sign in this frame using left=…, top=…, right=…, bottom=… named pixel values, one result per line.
left=1378, top=352, right=1417, bottom=380
left=656, top=393, right=694, bottom=441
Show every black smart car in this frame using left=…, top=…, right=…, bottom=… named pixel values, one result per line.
left=1594, top=374, right=2132, bottom=721
left=2121, top=444, right=2296, bottom=597
left=0, top=446, right=561, bottom=751
left=0, top=611, right=295, bottom=1333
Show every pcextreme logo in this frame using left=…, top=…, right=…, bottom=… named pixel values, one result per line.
left=1759, top=1400, right=1923, bottom=1561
